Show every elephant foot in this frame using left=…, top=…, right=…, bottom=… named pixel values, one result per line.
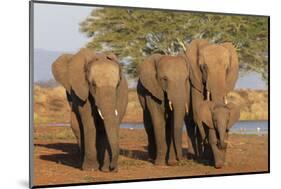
left=82, top=159, right=98, bottom=171
left=154, top=158, right=166, bottom=166
left=187, top=147, right=195, bottom=156
left=214, top=160, right=225, bottom=169
left=101, top=166, right=110, bottom=172
left=110, top=166, right=118, bottom=172
left=167, top=159, right=177, bottom=166
left=176, top=155, right=183, bottom=161
left=101, top=165, right=118, bottom=172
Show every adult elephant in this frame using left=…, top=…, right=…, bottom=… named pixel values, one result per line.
left=52, top=48, right=128, bottom=172
left=137, top=54, right=190, bottom=166
left=198, top=101, right=240, bottom=168
left=185, top=39, right=239, bottom=157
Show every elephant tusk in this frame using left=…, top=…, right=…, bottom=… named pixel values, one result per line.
left=98, top=109, right=104, bottom=120
left=224, top=96, right=228, bottom=104
left=169, top=101, right=173, bottom=111
left=185, top=103, right=189, bottom=113
left=115, top=109, right=118, bottom=116
left=207, top=91, right=210, bottom=101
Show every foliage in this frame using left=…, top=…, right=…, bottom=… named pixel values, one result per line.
left=80, top=8, right=268, bottom=81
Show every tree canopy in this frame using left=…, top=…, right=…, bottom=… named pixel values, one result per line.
left=80, top=7, right=268, bottom=82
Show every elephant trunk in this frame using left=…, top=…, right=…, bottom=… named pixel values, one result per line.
left=94, top=86, right=119, bottom=170
left=217, top=123, right=227, bottom=150
left=168, top=84, right=187, bottom=160
left=103, top=118, right=119, bottom=170
left=207, top=72, right=227, bottom=103
left=172, top=101, right=186, bottom=160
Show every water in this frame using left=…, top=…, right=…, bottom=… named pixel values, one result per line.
left=230, top=121, right=268, bottom=135
left=41, top=121, right=268, bottom=135
left=121, top=121, right=268, bottom=135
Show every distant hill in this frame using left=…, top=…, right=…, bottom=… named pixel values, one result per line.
left=33, top=49, right=68, bottom=82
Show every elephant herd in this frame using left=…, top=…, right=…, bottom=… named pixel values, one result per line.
left=51, top=39, right=240, bottom=172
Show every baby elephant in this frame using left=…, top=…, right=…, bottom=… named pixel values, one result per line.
left=197, top=101, right=240, bottom=168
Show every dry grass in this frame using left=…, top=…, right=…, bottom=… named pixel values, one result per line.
left=227, top=90, right=268, bottom=120
left=33, top=126, right=76, bottom=140
left=33, top=85, right=268, bottom=124
left=34, top=85, right=70, bottom=124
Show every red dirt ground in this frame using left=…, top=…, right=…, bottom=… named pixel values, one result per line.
left=33, top=126, right=268, bottom=187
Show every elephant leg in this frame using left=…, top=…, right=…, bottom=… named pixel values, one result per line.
left=71, top=110, right=81, bottom=150
left=167, top=135, right=177, bottom=165
left=95, top=124, right=109, bottom=172
left=101, top=149, right=111, bottom=172
left=78, top=100, right=98, bottom=171
left=191, top=88, right=206, bottom=157
left=166, top=115, right=177, bottom=165
left=100, top=139, right=111, bottom=172
left=184, top=114, right=196, bottom=157
left=209, top=129, right=224, bottom=168
left=186, top=134, right=195, bottom=155
left=143, top=109, right=156, bottom=160
left=152, top=116, right=167, bottom=166
left=67, top=95, right=81, bottom=151
left=147, top=98, right=166, bottom=165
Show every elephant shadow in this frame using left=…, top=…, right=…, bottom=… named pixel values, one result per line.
left=120, top=146, right=213, bottom=166
left=36, top=143, right=212, bottom=168
left=183, top=147, right=214, bottom=166
left=120, top=147, right=152, bottom=163
left=36, top=143, right=82, bottom=169
left=36, top=143, right=153, bottom=168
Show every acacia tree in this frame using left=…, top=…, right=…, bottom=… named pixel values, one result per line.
left=80, top=8, right=268, bottom=81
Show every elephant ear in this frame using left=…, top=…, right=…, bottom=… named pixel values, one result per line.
left=69, top=48, right=96, bottom=101
left=112, top=56, right=128, bottom=121
left=185, top=39, right=209, bottom=92
left=178, top=53, right=190, bottom=73
left=221, top=42, right=239, bottom=93
left=52, top=54, right=73, bottom=93
left=106, top=52, right=118, bottom=62
left=198, top=101, right=215, bottom=128
left=226, top=102, right=240, bottom=129
left=178, top=53, right=191, bottom=109
left=138, top=54, right=164, bottom=101
left=117, top=71, right=128, bottom=121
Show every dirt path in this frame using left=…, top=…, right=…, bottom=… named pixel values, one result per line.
left=33, top=126, right=268, bottom=187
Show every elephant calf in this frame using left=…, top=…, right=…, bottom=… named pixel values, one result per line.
left=52, top=48, right=128, bottom=172
left=137, top=54, right=190, bottom=166
left=197, top=101, right=240, bottom=168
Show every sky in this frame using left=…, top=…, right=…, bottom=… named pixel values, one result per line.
left=33, top=2, right=267, bottom=89
left=34, top=3, right=93, bottom=52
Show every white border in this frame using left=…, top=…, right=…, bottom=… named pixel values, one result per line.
left=0, top=0, right=278, bottom=189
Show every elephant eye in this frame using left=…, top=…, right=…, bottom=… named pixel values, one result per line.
left=162, top=76, right=168, bottom=80
left=161, top=76, right=168, bottom=90
left=200, top=64, right=208, bottom=83
left=161, top=76, right=168, bottom=82
left=226, top=66, right=229, bottom=75
left=91, top=80, right=96, bottom=87
left=200, top=64, right=207, bottom=71
left=116, top=79, right=121, bottom=88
